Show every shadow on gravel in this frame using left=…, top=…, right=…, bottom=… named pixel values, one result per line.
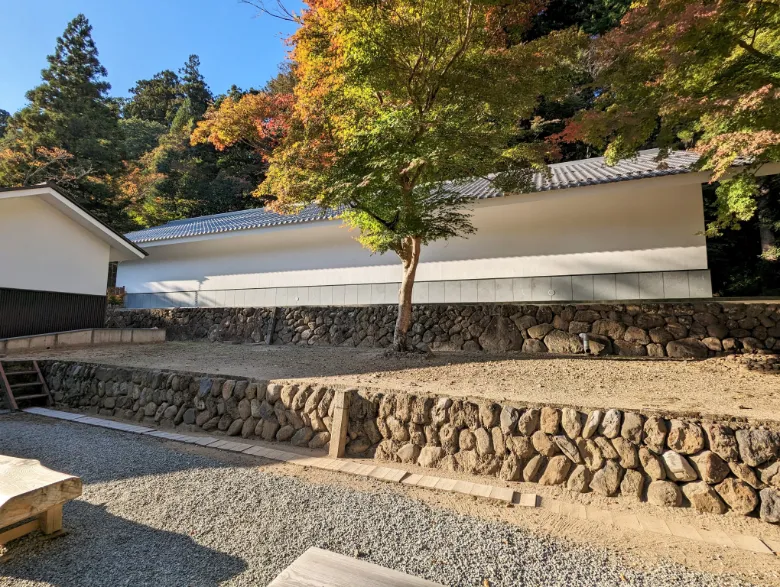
left=0, top=415, right=253, bottom=484
left=1, top=501, right=247, bottom=586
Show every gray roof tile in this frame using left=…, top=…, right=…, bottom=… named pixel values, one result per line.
left=126, top=149, right=701, bottom=244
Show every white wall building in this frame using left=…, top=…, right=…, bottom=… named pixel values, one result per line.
left=118, top=150, right=721, bottom=309
left=0, top=184, right=146, bottom=337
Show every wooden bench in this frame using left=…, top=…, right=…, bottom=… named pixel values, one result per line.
left=0, top=455, right=82, bottom=546
left=268, top=547, right=445, bottom=587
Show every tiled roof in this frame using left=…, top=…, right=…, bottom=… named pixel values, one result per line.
left=125, top=204, right=342, bottom=244
left=126, top=149, right=701, bottom=244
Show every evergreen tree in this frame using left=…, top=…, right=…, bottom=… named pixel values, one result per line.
left=20, top=14, right=122, bottom=172
left=0, top=14, right=125, bottom=224
left=0, top=109, right=9, bottom=138
left=124, top=70, right=182, bottom=126
left=120, top=117, right=167, bottom=160
left=179, top=55, right=212, bottom=119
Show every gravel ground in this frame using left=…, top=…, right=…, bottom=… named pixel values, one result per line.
left=0, top=414, right=761, bottom=587
left=20, top=342, right=780, bottom=422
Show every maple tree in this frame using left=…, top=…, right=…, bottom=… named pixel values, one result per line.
left=0, top=141, right=96, bottom=190
left=221, top=0, right=583, bottom=351
left=558, top=0, right=780, bottom=260
left=192, top=91, right=293, bottom=157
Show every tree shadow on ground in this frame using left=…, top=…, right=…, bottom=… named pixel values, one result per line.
left=1, top=501, right=247, bottom=586
left=0, top=415, right=261, bottom=485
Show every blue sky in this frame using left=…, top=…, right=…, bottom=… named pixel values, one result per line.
left=0, top=0, right=303, bottom=114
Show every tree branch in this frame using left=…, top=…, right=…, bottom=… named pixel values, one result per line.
left=736, top=38, right=780, bottom=67
left=240, top=0, right=301, bottom=23
left=349, top=200, right=400, bottom=231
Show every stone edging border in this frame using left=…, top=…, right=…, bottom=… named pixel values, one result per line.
left=0, top=328, right=165, bottom=354
left=20, top=407, right=780, bottom=557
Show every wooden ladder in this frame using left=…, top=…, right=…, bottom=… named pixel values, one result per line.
left=0, top=360, right=52, bottom=411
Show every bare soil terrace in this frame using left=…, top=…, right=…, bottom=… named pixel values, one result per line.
left=17, top=341, right=780, bottom=423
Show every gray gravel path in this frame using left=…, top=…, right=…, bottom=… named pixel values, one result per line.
left=0, top=414, right=758, bottom=587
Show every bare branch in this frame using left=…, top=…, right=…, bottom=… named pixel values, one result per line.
left=240, top=0, right=301, bottom=23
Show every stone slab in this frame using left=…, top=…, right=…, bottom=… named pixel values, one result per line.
left=636, top=515, right=671, bottom=535
left=585, top=507, right=614, bottom=525
left=468, top=484, right=492, bottom=498
left=207, top=440, right=234, bottom=450
left=697, top=529, right=736, bottom=548
left=488, top=486, right=515, bottom=503
left=544, top=500, right=561, bottom=514
left=353, top=464, right=377, bottom=477
left=452, top=481, right=475, bottom=496
left=417, top=476, right=441, bottom=489
left=384, top=469, right=408, bottom=483
left=612, top=514, right=642, bottom=532
left=433, top=478, right=457, bottom=492
left=224, top=442, right=254, bottom=453
left=762, top=538, right=780, bottom=555
left=729, top=534, right=774, bottom=554
left=666, top=521, right=703, bottom=542
left=518, top=493, right=539, bottom=508
left=559, top=502, right=588, bottom=520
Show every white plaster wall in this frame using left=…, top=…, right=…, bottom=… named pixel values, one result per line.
left=117, top=180, right=708, bottom=295
left=0, top=196, right=110, bottom=295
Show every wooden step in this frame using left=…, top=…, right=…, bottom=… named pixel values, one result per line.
left=0, top=359, right=52, bottom=411
left=10, top=382, right=43, bottom=390
left=13, top=393, right=50, bottom=401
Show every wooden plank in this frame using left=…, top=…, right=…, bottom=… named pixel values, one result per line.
left=0, top=362, right=19, bottom=410
left=32, top=360, right=53, bottom=406
left=268, top=547, right=445, bottom=587
left=0, top=519, right=40, bottom=546
left=328, top=390, right=351, bottom=459
left=0, top=456, right=82, bottom=529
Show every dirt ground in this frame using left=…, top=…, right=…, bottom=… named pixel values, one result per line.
left=17, top=340, right=780, bottom=423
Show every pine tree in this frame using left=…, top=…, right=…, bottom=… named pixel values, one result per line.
left=21, top=14, right=122, bottom=172
left=0, top=109, right=8, bottom=138
left=0, top=14, right=125, bottom=223
left=179, top=55, right=212, bottom=119
left=124, top=70, right=182, bottom=126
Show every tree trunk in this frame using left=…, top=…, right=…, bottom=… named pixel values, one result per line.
left=393, top=235, right=422, bottom=351
left=757, top=190, right=777, bottom=261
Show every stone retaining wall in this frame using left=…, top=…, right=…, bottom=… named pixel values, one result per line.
left=372, top=395, right=780, bottom=524
left=42, top=360, right=780, bottom=524
left=106, top=302, right=780, bottom=356
left=41, top=361, right=380, bottom=458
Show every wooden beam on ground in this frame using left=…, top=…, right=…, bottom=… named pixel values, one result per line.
left=268, top=547, right=445, bottom=587
left=0, top=519, right=40, bottom=546
left=328, top=390, right=351, bottom=459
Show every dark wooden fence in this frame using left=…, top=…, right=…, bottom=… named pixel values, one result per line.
left=0, top=287, right=107, bottom=339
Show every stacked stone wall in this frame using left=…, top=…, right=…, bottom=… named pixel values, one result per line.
left=42, top=360, right=780, bottom=524
left=372, top=395, right=780, bottom=524
left=41, top=361, right=379, bottom=457
left=107, top=302, right=780, bottom=357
